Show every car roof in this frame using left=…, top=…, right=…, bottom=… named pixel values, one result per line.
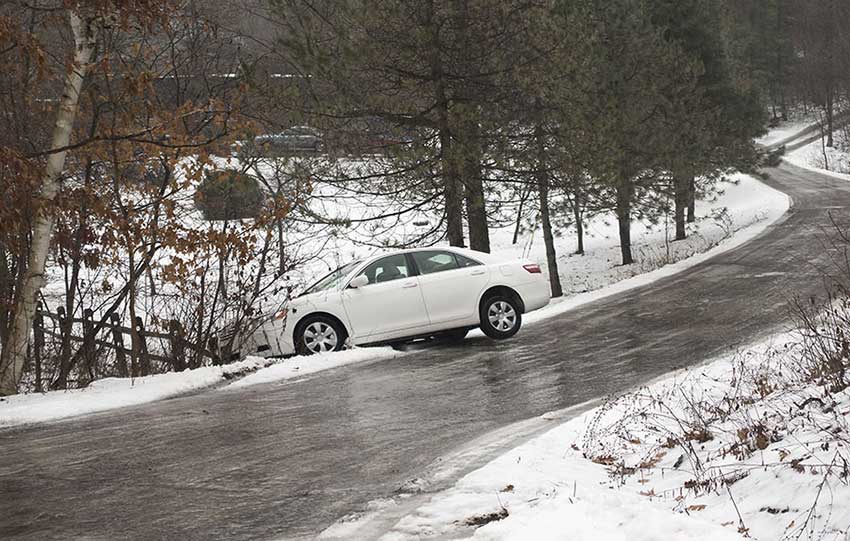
left=362, top=246, right=499, bottom=264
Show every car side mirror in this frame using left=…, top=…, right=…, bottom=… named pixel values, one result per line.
left=348, top=275, right=369, bottom=289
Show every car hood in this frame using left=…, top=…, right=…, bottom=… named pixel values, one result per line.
left=292, top=289, right=335, bottom=306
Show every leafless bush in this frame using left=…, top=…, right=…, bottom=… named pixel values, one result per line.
left=579, top=338, right=850, bottom=539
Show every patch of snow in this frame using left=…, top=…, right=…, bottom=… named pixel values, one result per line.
left=227, top=346, right=400, bottom=389
left=785, top=138, right=850, bottom=181
left=0, top=357, right=269, bottom=428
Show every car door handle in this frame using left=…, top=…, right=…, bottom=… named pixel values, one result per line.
left=470, top=269, right=486, bottom=276
left=402, top=282, right=418, bottom=288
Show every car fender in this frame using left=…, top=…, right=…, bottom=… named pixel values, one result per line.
left=476, top=281, right=526, bottom=315
left=287, top=291, right=352, bottom=341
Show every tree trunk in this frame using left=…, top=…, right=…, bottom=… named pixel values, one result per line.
left=440, top=127, right=465, bottom=247
left=254, top=228, right=273, bottom=299
left=277, top=221, right=286, bottom=276
left=127, top=248, right=140, bottom=378
left=461, top=114, right=489, bottom=252
left=537, top=171, right=562, bottom=298
left=686, top=176, right=696, bottom=223
left=512, top=185, right=530, bottom=245
left=616, top=180, right=634, bottom=266
left=534, top=122, right=562, bottom=297
left=427, top=0, right=464, bottom=248
left=826, top=87, right=835, bottom=148
left=572, top=194, right=584, bottom=255
left=0, top=247, right=10, bottom=347
left=673, top=171, right=689, bottom=241
left=0, top=12, right=97, bottom=396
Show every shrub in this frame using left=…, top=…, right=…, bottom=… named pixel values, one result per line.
left=194, top=170, right=264, bottom=221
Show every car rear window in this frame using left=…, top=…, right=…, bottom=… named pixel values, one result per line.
left=412, top=250, right=481, bottom=275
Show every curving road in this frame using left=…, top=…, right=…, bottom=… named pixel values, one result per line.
left=1, top=162, right=848, bottom=540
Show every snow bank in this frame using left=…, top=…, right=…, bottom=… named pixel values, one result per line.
left=367, top=332, right=850, bottom=540
left=228, top=347, right=400, bottom=389
left=0, top=357, right=268, bottom=428
left=770, top=114, right=850, bottom=180
left=785, top=139, right=850, bottom=181
left=0, top=348, right=401, bottom=427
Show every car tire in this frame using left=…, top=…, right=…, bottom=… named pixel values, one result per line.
left=479, top=294, right=522, bottom=339
left=439, top=328, right=469, bottom=343
left=295, top=315, right=347, bottom=355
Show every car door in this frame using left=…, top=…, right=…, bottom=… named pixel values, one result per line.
left=341, top=254, right=429, bottom=341
left=410, top=250, right=490, bottom=325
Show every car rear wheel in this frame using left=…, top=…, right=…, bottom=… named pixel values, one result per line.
left=296, top=316, right=346, bottom=355
left=479, top=295, right=522, bottom=339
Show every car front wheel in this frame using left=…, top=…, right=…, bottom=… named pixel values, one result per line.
left=479, top=295, right=522, bottom=339
left=296, top=316, right=346, bottom=355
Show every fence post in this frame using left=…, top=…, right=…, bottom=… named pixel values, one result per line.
left=55, top=305, right=71, bottom=389
left=110, top=313, right=128, bottom=377
left=168, top=319, right=187, bottom=372
left=133, top=316, right=150, bottom=376
left=82, top=308, right=95, bottom=384
left=33, top=301, right=44, bottom=393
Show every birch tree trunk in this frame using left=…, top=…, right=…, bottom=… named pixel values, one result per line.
left=0, top=11, right=97, bottom=395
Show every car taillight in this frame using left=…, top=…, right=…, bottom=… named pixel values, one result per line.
left=523, top=263, right=542, bottom=274
left=273, top=309, right=288, bottom=321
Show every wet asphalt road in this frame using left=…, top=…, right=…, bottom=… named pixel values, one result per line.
left=1, top=162, right=848, bottom=540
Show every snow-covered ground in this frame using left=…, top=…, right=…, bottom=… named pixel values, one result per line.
left=0, top=356, right=270, bottom=428
left=228, top=346, right=399, bottom=389
left=0, top=172, right=788, bottom=428
left=512, top=173, right=787, bottom=302
left=760, top=111, right=850, bottom=178
left=358, top=330, right=850, bottom=541
left=785, top=130, right=850, bottom=179
left=756, top=116, right=817, bottom=147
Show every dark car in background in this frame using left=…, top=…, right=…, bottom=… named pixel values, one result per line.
left=253, top=126, right=323, bottom=156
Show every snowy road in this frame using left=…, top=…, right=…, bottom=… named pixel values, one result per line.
left=0, top=161, right=846, bottom=540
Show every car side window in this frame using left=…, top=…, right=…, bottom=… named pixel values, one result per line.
left=412, top=250, right=474, bottom=275
left=357, top=254, right=410, bottom=285
left=455, top=253, right=482, bottom=268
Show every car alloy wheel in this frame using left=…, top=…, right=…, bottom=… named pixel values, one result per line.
left=488, top=300, right=517, bottom=332
left=302, top=321, right=339, bottom=353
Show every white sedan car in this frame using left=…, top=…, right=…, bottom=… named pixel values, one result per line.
left=246, top=247, right=551, bottom=356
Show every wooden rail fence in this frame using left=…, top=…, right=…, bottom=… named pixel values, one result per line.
left=32, top=301, right=228, bottom=387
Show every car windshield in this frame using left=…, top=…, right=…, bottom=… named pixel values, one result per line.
left=301, top=260, right=362, bottom=295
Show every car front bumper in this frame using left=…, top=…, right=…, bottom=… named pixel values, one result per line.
left=244, top=317, right=296, bottom=357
